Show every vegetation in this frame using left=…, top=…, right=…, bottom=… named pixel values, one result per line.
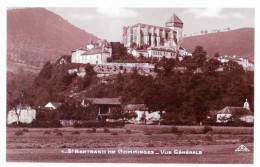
left=10, top=45, right=253, bottom=126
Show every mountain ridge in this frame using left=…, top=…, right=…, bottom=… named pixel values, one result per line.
left=183, top=28, right=254, bottom=62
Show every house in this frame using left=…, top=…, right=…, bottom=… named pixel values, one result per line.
left=123, top=104, right=163, bottom=124
left=71, top=39, right=112, bottom=65
left=45, top=102, right=62, bottom=110
left=82, top=98, right=121, bottom=121
left=57, top=55, right=71, bottom=64
left=7, top=105, right=36, bottom=124
left=217, top=55, right=254, bottom=71
left=211, top=100, right=254, bottom=123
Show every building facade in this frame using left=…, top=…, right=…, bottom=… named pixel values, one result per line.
left=7, top=106, right=36, bottom=124
left=218, top=55, right=254, bottom=71
left=122, top=13, right=183, bottom=57
left=71, top=40, right=112, bottom=65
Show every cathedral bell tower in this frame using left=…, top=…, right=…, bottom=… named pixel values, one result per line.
left=165, top=13, right=183, bottom=48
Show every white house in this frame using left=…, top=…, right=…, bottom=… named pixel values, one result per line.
left=71, top=40, right=112, bottom=65
left=212, top=100, right=254, bottom=123
left=45, top=102, right=62, bottom=110
left=123, top=104, right=164, bottom=124
left=7, top=106, right=36, bottom=124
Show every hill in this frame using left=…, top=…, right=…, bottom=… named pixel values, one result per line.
left=7, top=8, right=100, bottom=106
left=183, top=28, right=254, bottom=62
left=7, top=8, right=100, bottom=68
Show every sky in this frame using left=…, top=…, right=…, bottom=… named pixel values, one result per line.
left=45, top=8, right=254, bottom=42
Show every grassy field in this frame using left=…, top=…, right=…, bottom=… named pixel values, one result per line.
left=6, top=127, right=254, bottom=163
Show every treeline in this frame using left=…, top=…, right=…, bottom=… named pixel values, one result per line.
left=9, top=45, right=254, bottom=125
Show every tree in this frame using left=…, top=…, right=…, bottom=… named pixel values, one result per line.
left=109, top=107, right=124, bottom=121
left=203, top=58, right=221, bottom=75
left=35, top=61, right=52, bottom=86
left=192, top=46, right=207, bottom=67
left=223, top=60, right=245, bottom=76
left=154, top=56, right=176, bottom=77
left=214, top=52, right=220, bottom=58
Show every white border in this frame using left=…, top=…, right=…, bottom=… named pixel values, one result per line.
left=0, top=0, right=259, bottom=167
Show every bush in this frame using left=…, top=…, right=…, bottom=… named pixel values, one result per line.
left=92, top=128, right=97, bottom=133
left=15, top=130, right=24, bottom=136
left=72, top=131, right=80, bottom=135
left=103, top=128, right=110, bottom=133
left=147, top=143, right=154, bottom=147
left=191, top=129, right=197, bottom=134
left=22, top=128, right=29, bottom=133
left=73, top=121, right=125, bottom=128
left=125, top=130, right=132, bottom=134
left=86, top=129, right=92, bottom=133
left=204, top=135, right=213, bottom=141
left=111, top=132, right=118, bottom=135
left=44, top=130, right=51, bottom=134
left=203, top=126, right=213, bottom=134
left=53, top=129, right=60, bottom=133
left=144, top=131, right=152, bottom=135
left=171, top=126, right=179, bottom=133
left=56, top=132, right=63, bottom=136
left=206, top=131, right=214, bottom=136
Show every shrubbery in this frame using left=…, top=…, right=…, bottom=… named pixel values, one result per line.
left=202, top=126, right=213, bottom=134
left=73, top=121, right=125, bottom=128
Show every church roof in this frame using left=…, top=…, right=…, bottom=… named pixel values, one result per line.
left=212, top=106, right=253, bottom=115
left=165, top=13, right=183, bottom=28
left=132, top=23, right=175, bottom=32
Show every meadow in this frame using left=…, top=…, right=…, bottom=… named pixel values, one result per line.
left=6, top=126, right=254, bottom=163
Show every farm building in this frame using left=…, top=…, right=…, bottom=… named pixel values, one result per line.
left=83, top=98, right=121, bottom=121
left=123, top=104, right=164, bottom=124
left=7, top=105, right=36, bottom=124
left=211, top=100, right=254, bottom=123
left=45, top=102, right=62, bottom=110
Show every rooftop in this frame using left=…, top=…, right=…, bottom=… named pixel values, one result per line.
left=85, top=98, right=121, bottom=105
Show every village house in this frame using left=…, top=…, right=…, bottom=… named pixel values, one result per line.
left=45, top=102, right=62, bottom=110
left=7, top=105, right=36, bottom=124
left=82, top=98, right=121, bottom=121
left=217, top=55, right=254, bottom=71
left=123, top=104, right=164, bottom=124
left=210, top=99, right=254, bottom=123
left=71, top=39, right=112, bottom=65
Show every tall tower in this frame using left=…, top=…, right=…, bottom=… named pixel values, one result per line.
left=165, top=13, right=183, bottom=48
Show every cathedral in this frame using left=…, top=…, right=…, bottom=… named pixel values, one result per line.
left=122, top=13, right=184, bottom=59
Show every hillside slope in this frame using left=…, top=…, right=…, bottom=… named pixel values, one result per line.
left=7, top=8, right=100, bottom=68
left=7, top=8, right=100, bottom=106
left=183, top=28, right=254, bottom=62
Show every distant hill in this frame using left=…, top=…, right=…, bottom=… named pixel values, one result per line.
left=183, top=28, right=254, bottom=62
left=7, top=8, right=100, bottom=69
left=7, top=8, right=100, bottom=106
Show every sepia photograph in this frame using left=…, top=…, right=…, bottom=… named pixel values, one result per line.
left=3, top=2, right=257, bottom=165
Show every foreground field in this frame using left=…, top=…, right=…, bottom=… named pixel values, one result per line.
left=6, top=127, right=254, bottom=163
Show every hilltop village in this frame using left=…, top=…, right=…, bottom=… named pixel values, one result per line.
left=7, top=13, right=254, bottom=127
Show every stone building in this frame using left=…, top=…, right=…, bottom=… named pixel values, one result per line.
left=7, top=105, right=36, bottom=124
left=122, top=13, right=183, bottom=59
left=71, top=39, right=112, bottom=64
